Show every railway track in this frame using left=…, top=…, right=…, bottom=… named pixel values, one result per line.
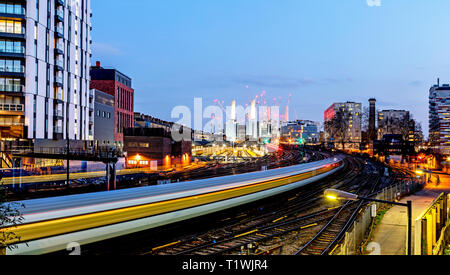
left=147, top=156, right=366, bottom=256
left=294, top=160, right=385, bottom=255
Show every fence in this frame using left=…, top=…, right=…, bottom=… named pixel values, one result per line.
left=334, top=174, right=425, bottom=255
left=414, top=193, right=450, bottom=255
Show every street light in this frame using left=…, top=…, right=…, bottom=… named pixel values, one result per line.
left=324, top=189, right=412, bottom=256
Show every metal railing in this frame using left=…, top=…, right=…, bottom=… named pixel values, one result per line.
left=334, top=175, right=425, bottom=255
left=0, top=104, right=24, bottom=112
left=9, top=146, right=124, bottom=159
left=0, top=65, right=24, bottom=73
left=0, top=46, right=25, bottom=54
left=55, top=26, right=64, bottom=36
left=0, top=84, right=24, bottom=92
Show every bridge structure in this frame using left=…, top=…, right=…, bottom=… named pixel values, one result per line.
left=1, top=146, right=123, bottom=191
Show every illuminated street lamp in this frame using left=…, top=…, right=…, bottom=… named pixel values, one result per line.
left=324, top=189, right=412, bottom=256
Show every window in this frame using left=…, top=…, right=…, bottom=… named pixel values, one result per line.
left=128, top=142, right=138, bottom=148
left=0, top=77, right=21, bottom=92
left=139, top=143, right=149, bottom=148
left=0, top=59, right=23, bottom=73
left=0, top=40, right=23, bottom=53
left=128, top=160, right=137, bottom=165
left=0, top=20, right=23, bottom=34
left=0, top=2, right=24, bottom=15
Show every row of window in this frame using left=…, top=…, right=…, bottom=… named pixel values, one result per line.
left=0, top=2, right=25, bottom=15
left=0, top=39, right=24, bottom=54
left=0, top=20, right=24, bottom=34
left=96, top=110, right=111, bottom=119
left=117, top=86, right=133, bottom=112
left=0, top=77, right=22, bottom=92
left=127, top=142, right=150, bottom=148
left=0, top=116, right=22, bottom=125
left=0, top=59, right=23, bottom=73
left=128, top=160, right=149, bottom=166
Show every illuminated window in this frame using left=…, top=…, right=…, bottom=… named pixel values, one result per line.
left=0, top=20, right=23, bottom=34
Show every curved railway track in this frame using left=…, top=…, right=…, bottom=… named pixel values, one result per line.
left=294, top=161, right=385, bottom=255
left=145, top=156, right=366, bottom=256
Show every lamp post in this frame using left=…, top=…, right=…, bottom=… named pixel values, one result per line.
left=324, top=189, right=412, bottom=256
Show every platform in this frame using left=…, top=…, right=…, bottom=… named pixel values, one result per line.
left=369, top=175, right=450, bottom=255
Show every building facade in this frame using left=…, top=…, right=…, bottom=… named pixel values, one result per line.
left=377, top=110, right=411, bottom=140
left=90, top=61, right=134, bottom=147
left=281, top=120, right=320, bottom=145
left=429, top=81, right=450, bottom=155
left=93, top=89, right=114, bottom=148
left=124, top=127, right=192, bottom=168
left=324, top=102, right=362, bottom=149
left=0, top=0, right=92, bottom=148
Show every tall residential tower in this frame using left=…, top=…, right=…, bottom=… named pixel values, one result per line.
left=0, top=0, right=93, bottom=148
left=429, top=79, right=450, bottom=155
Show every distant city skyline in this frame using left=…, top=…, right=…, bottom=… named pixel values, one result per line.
left=91, top=0, right=450, bottom=138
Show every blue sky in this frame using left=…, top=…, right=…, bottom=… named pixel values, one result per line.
left=91, top=0, right=450, bottom=136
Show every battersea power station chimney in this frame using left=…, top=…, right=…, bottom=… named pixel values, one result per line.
left=368, top=98, right=377, bottom=141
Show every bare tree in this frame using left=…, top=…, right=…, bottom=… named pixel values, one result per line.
left=0, top=186, right=24, bottom=255
left=379, top=116, right=410, bottom=141
left=325, top=110, right=351, bottom=150
left=361, top=107, right=370, bottom=133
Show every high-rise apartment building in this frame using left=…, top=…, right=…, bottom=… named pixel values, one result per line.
left=429, top=80, right=450, bottom=155
left=0, top=0, right=93, bottom=148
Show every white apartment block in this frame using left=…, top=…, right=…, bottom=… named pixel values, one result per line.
left=429, top=81, right=450, bottom=155
left=0, top=0, right=92, bottom=147
left=324, top=102, right=362, bottom=148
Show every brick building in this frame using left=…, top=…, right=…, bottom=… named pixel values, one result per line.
left=90, top=61, right=134, bottom=147
left=123, top=127, right=192, bottom=168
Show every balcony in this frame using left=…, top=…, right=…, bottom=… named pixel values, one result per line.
left=0, top=5, right=26, bottom=19
left=0, top=45, right=25, bottom=58
left=0, top=103, right=24, bottom=114
left=55, top=76, right=63, bottom=87
left=54, top=126, right=63, bottom=134
left=54, top=109, right=63, bottom=119
left=0, top=65, right=25, bottom=77
left=55, top=59, right=64, bottom=71
left=0, top=84, right=24, bottom=93
left=55, top=9, right=64, bottom=22
left=55, top=26, right=64, bottom=38
left=55, top=40, right=64, bottom=55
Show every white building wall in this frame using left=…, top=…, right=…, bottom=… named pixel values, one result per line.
left=20, top=0, right=92, bottom=142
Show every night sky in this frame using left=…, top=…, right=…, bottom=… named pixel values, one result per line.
left=91, top=0, right=450, bottom=137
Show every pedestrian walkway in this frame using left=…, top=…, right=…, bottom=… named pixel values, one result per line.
left=369, top=176, right=450, bottom=255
